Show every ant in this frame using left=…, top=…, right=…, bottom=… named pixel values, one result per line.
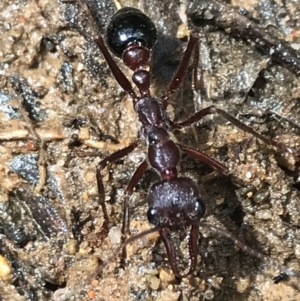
left=68, top=3, right=299, bottom=281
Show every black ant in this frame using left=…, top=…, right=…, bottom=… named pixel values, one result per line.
left=68, top=3, right=299, bottom=281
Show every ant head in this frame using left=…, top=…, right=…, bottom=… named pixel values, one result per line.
left=147, top=178, right=205, bottom=230
left=147, top=177, right=205, bottom=277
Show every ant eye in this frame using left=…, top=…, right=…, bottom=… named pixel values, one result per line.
left=195, top=199, right=206, bottom=218
left=147, top=207, right=159, bottom=226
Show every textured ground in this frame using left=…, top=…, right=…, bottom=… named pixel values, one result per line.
left=0, top=0, right=300, bottom=300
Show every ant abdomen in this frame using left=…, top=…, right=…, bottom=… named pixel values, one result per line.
left=106, top=7, right=157, bottom=58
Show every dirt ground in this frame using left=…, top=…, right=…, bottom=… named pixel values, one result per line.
left=0, top=0, right=300, bottom=300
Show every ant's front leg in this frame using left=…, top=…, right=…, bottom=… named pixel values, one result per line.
left=96, top=140, right=140, bottom=225
left=174, top=105, right=296, bottom=161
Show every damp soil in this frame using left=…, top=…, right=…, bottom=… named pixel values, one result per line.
left=0, top=0, right=300, bottom=300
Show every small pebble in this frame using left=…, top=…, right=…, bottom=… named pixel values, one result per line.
left=78, top=127, right=90, bottom=140
left=0, top=255, right=13, bottom=281
left=216, top=198, right=224, bottom=205
left=66, top=239, right=77, bottom=255
left=91, top=280, right=99, bottom=287
left=147, top=275, right=160, bottom=290
left=85, top=170, right=95, bottom=182
left=203, top=289, right=214, bottom=300
left=294, top=244, right=300, bottom=260
left=159, top=268, right=175, bottom=282
left=108, top=226, right=122, bottom=244
left=157, top=290, right=180, bottom=301
left=246, top=171, right=252, bottom=179
left=236, top=277, right=250, bottom=293
left=87, top=289, right=95, bottom=299
left=255, top=209, right=272, bottom=220
left=253, top=189, right=269, bottom=203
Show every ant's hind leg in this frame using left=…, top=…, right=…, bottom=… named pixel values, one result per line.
left=96, top=140, right=140, bottom=224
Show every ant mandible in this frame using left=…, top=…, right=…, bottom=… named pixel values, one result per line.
left=72, top=4, right=298, bottom=279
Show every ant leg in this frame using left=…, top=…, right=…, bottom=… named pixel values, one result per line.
left=178, top=144, right=228, bottom=174
left=174, top=105, right=293, bottom=154
left=96, top=140, right=140, bottom=224
left=94, top=36, right=137, bottom=99
left=122, top=160, right=148, bottom=235
left=162, top=35, right=198, bottom=108
left=120, top=160, right=148, bottom=264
